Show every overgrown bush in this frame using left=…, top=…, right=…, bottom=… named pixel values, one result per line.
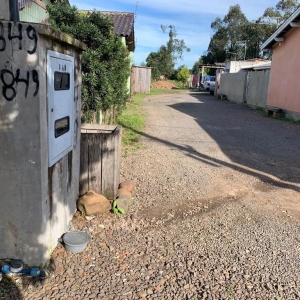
left=47, top=2, right=131, bottom=123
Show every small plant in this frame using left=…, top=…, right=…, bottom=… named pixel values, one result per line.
left=227, top=285, right=235, bottom=298
left=112, top=200, right=125, bottom=215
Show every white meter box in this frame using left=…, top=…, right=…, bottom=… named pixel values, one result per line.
left=47, top=50, right=74, bottom=167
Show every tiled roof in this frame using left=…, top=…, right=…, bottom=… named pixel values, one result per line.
left=80, top=10, right=135, bottom=51
left=100, top=12, right=134, bottom=37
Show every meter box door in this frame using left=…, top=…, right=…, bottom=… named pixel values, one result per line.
left=47, top=50, right=74, bottom=167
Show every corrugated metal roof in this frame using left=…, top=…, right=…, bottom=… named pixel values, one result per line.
left=241, top=61, right=271, bottom=71
left=99, top=11, right=134, bottom=37
left=18, top=0, right=32, bottom=10
left=80, top=10, right=135, bottom=51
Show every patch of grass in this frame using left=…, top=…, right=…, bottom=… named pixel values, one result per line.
left=117, top=87, right=189, bottom=155
left=117, top=93, right=146, bottom=155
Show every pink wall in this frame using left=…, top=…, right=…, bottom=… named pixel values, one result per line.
left=267, top=28, right=300, bottom=114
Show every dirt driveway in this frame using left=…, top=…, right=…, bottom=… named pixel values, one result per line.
left=123, top=91, right=300, bottom=220
left=119, top=91, right=300, bottom=299
left=11, top=91, right=300, bottom=300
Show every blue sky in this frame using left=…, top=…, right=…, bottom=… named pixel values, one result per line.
left=69, top=0, right=280, bottom=68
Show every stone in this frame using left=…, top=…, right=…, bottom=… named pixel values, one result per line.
left=117, top=188, right=132, bottom=198
left=137, top=290, right=147, bottom=298
left=119, top=180, right=136, bottom=192
left=77, top=190, right=111, bottom=216
left=116, top=195, right=133, bottom=212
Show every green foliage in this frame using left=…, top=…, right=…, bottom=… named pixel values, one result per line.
left=177, top=65, right=190, bottom=84
left=112, top=200, right=125, bottom=215
left=47, top=2, right=131, bottom=122
left=201, top=0, right=299, bottom=63
left=146, top=25, right=190, bottom=80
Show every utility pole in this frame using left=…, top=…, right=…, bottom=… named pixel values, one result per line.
left=228, top=52, right=238, bottom=61
left=237, top=40, right=247, bottom=61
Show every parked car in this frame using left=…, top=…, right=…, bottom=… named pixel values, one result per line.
left=202, top=75, right=216, bottom=94
left=209, top=81, right=216, bottom=95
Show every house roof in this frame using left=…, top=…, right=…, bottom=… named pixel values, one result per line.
left=80, top=10, right=135, bottom=51
left=241, top=61, right=271, bottom=71
left=105, top=11, right=135, bottom=52
left=101, top=12, right=134, bottom=37
left=261, top=6, right=300, bottom=50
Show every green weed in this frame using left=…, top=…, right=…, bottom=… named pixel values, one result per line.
left=227, top=285, right=235, bottom=298
left=112, top=200, right=125, bottom=215
left=256, top=107, right=300, bottom=124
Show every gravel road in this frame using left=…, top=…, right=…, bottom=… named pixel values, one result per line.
left=2, top=91, right=300, bottom=299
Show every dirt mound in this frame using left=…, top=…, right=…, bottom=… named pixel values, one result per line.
left=151, top=80, right=178, bottom=89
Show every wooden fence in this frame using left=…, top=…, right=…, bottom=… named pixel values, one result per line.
left=79, top=124, right=122, bottom=199
left=131, top=66, right=151, bottom=94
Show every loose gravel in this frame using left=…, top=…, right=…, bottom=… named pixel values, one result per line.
left=1, top=92, right=300, bottom=300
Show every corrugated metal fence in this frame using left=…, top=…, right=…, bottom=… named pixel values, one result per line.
left=18, top=0, right=33, bottom=10
left=131, top=66, right=151, bottom=94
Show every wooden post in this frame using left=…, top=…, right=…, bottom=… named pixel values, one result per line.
left=79, top=124, right=122, bottom=199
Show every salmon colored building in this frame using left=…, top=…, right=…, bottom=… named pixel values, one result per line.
left=262, top=7, right=300, bottom=120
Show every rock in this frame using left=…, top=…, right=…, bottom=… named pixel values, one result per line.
left=119, top=180, right=136, bottom=192
left=117, top=188, right=132, bottom=198
left=55, top=264, right=64, bottom=275
left=137, top=290, right=147, bottom=298
left=77, top=190, right=111, bottom=216
left=116, top=195, right=133, bottom=212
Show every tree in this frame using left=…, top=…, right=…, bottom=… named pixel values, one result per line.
left=253, top=0, right=299, bottom=58
left=201, top=5, right=249, bottom=64
left=201, top=1, right=299, bottom=63
left=191, top=58, right=203, bottom=74
left=177, top=65, right=190, bottom=86
left=257, top=0, right=299, bottom=25
left=146, top=25, right=190, bottom=80
left=47, top=3, right=131, bottom=123
left=276, top=0, right=299, bottom=18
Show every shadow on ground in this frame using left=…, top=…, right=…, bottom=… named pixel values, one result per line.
left=126, top=92, right=300, bottom=193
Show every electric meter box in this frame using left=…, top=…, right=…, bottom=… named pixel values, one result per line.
left=47, top=50, right=74, bottom=167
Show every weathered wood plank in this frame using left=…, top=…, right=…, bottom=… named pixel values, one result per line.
left=88, top=133, right=102, bottom=194
left=79, top=132, right=89, bottom=196
left=79, top=125, right=121, bottom=199
left=101, top=127, right=119, bottom=199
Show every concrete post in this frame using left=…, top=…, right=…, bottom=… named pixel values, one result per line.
left=0, top=0, right=19, bottom=21
left=0, top=1, right=11, bottom=20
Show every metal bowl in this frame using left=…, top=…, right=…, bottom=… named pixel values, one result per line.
left=62, top=231, right=90, bottom=254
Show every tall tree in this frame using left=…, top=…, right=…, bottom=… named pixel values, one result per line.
left=276, top=0, right=299, bottom=18
left=201, top=1, right=299, bottom=63
left=258, top=0, right=299, bottom=26
left=146, top=25, right=190, bottom=80
left=253, top=0, right=299, bottom=57
left=202, top=5, right=249, bottom=63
